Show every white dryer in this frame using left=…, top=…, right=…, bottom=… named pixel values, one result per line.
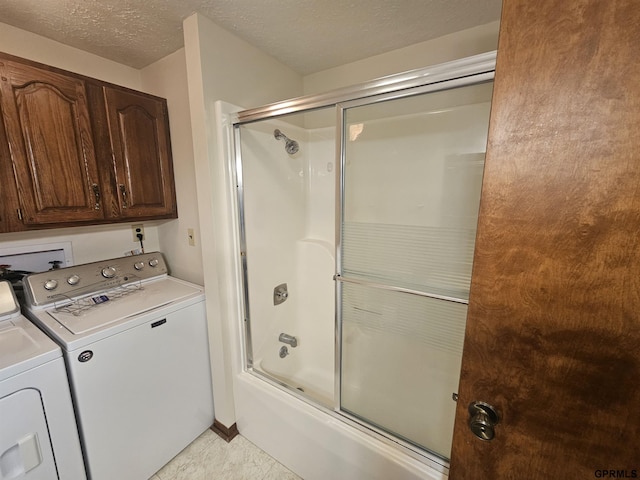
left=0, top=281, right=86, bottom=480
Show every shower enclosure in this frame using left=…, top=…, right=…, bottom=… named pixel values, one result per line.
left=232, top=52, right=495, bottom=469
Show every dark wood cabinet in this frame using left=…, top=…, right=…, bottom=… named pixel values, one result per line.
left=0, top=59, right=104, bottom=225
left=103, top=87, right=176, bottom=219
left=0, top=52, right=177, bottom=231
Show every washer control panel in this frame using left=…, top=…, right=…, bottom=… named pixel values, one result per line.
left=24, top=252, right=169, bottom=306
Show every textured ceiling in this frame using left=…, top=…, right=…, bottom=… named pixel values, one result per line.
left=0, top=0, right=502, bottom=75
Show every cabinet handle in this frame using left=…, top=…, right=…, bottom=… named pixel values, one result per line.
left=119, top=184, right=128, bottom=209
left=92, top=183, right=100, bottom=210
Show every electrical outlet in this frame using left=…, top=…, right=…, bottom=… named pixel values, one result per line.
left=132, top=224, right=145, bottom=242
left=187, top=228, right=196, bottom=247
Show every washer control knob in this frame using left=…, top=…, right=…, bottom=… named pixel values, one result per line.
left=101, top=266, right=117, bottom=278
left=134, top=261, right=145, bottom=270
left=149, top=258, right=159, bottom=267
left=44, top=279, right=58, bottom=291
left=67, top=274, right=80, bottom=285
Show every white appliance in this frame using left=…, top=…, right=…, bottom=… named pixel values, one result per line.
left=0, top=280, right=86, bottom=480
left=22, top=253, right=214, bottom=480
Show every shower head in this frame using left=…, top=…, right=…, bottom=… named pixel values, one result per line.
left=274, top=129, right=299, bottom=155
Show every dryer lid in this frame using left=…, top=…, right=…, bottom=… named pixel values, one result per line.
left=0, top=316, right=61, bottom=381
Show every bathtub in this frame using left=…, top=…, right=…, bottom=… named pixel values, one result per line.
left=235, top=370, right=448, bottom=480
left=254, top=357, right=334, bottom=407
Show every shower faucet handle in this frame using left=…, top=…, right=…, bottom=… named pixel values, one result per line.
left=273, top=283, right=289, bottom=305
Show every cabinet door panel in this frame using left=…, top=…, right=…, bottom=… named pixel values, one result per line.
left=0, top=61, right=103, bottom=224
left=104, top=87, right=176, bottom=218
left=0, top=102, right=19, bottom=232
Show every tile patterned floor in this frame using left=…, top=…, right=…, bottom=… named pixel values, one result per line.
left=150, top=429, right=301, bottom=480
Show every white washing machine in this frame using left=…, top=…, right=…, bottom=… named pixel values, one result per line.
left=22, top=252, right=214, bottom=480
left=0, top=281, right=86, bottom=480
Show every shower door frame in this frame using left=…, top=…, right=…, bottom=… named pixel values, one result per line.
left=232, top=51, right=496, bottom=473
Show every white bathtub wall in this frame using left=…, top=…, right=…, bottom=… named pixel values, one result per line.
left=235, top=373, right=446, bottom=480
left=240, top=115, right=338, bottom=405
left=305, top=125, right=337, bottom=242
left=292, top=239, right=335, bottom=404
left=292, top=124, right=337, bottom=403
left=240, top=119, right=306, bottom=363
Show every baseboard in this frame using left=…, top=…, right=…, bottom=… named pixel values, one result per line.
left=210, top=419, right=239, bottom=443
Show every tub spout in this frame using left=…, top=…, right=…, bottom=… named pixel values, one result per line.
left=279, top=333, right=298, bottom=348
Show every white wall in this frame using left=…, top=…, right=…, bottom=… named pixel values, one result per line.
left=140, top=49, right=204, bottom=285
left=183, top=12, right=303, bottom=428
left=304, top=21, right=499, bottom=95
left=0, top=22, right=140, bottom=89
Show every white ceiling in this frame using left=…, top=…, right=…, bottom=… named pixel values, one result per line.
left=0, top=0, right=502, bottom=75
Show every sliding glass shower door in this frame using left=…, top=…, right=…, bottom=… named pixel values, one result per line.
left=337, top=81, right=494, bottom=460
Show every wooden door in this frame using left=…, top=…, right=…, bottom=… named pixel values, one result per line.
left=103, top=87, right=177, bottom=219
left=450, top=1, right=640, bottom=478
left=0, top=60, right=104, bottom=224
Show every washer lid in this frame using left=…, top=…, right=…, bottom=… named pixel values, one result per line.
left=44, top=278, right=203, bottom=335
left=0, top=280, right=20, bottom=320
left=0, top=316, right=61, bottom=381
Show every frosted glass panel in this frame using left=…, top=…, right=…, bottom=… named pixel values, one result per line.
left=342, top=82, right=492, bottom=298
left=341, top=283, right=467, bottom=458
left=339, top=81, right=493, bottom=460
left=342, top=222, right=477, bottom=299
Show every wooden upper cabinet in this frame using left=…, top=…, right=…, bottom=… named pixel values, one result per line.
left=103, top=87, right=177, bottom=219
left=0, top=52, right=177, bottom=231
left=0, top=60, right=104, bottom=225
